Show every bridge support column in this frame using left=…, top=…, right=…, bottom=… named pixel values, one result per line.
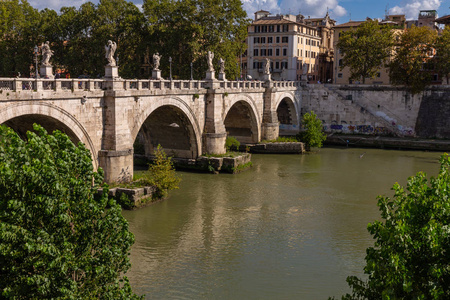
left=261, top=84, right=280, bottom=141
left=203, top=87, right=227, bottom=154
left=99, top=89, right=134, bottom=184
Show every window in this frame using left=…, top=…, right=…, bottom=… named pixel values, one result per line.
left=282, top=24, right=289, bottom=32
left=281, top=61, right=288, bottom=69
left=283, top=48, right=287, bottom=56
left=276, top=48, right=280, bottom=56
left=268, top=49, right=273, bottom=56
left=254, top=37, right=259, bottom=43
left=261, top=49, right=266, bottom=56
left=275, top=61, right=279, bottom=69
left=268, top=37, right=273, bottom=43
left=261, top=37, right=266, bottom=43
left=338, top=59, right=343, bottom=67
left=269, top=25, right=274, bottom=32
left=276, top=36, right=280, bottom=43
left=338, top=73, right=343, bottom=78
left=277, top=25, right=280, bottom=32
left=253, top=49, right=259, bottom=56
left=282, top=36, right=288, bottom=43
left=253, top=61, right=258, bottom=69
left=255, top=26, right=260, bottom=33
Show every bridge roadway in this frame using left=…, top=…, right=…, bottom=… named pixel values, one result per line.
left=0, top=77, right=301, bottom=182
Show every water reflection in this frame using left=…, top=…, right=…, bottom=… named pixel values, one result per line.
left=123, top=148, right=442, bottom=299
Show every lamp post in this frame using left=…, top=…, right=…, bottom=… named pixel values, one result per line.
left=34, top=45, right=38, bottom=79
left=190, top=62, right=193, bottom=80
left=169, top=56, right=172, bottom=80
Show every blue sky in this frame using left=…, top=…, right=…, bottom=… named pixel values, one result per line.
left=30, top=0, right=449, bottom=24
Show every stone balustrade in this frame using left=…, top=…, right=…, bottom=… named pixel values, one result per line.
left=0, top=77, right=301, bottom=93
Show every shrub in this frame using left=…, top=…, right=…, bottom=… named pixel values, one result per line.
left=299, top=111, right=326, bottom=150
left=0, top=124, right=140, bottom=299
left=225, top=136, right=240, bottom=151
left=139, top=145, right=180, bottom=198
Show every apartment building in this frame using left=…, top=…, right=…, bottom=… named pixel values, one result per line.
left=246, top=10, right=329, bottom=82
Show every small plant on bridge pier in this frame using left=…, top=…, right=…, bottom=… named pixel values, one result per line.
left=139, top=144, right=181, bottom=199
left=225, top=136, right=240, bottom=151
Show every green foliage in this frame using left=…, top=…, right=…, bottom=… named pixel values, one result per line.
left=389, top=25, right=438, bottom=94
left=299, top=111, right=326, bottom=149
left=143, top=0, right=249, bottom=80
left=432, top=27, right=450, bottom=85
left=333, top=154, right=450, bottom=299
left=260, top=136, right=299, bottom=143
left=0, top=124, right=140, bottom=299
left=139, top=145, right=180, bottom=198
left=225, top=136, right=240, bottom=151
left=337, top=20, right=394, bottom=83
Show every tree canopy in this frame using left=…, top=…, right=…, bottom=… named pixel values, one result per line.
left=299, top=111, right=327, bottom=150
left=0, top=124, right=140, bottom=299
left=333, top=153, right=450, bottom=299
left=337, top=20, right=394, bottom=84
left=432, top=27, right=450, bottom=85
left=0, top=0, right=249, bottom=79
left=389, top=25, right=438, bottom=94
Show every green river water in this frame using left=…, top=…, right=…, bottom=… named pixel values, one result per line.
left=122, top=147, right=443, bottom=299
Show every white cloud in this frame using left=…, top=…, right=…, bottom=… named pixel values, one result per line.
left=278, top=0, right=347, bottom=19
left=389, top=0, right=441, bottom=19
left=28, top=0, right=89, bottom=11
left=241, top=0, right=281, bottom=19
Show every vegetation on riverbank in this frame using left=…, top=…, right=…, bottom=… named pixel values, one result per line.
left=0, top=124, right=140, bottom=298
left=332, top=153, right=450, bottom=299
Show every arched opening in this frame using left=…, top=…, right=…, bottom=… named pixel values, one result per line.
left=277, top=97, right=299, bottom=136
left=3, top=114, right=81, bottom=145
left=224, top=101, right=258, bottom=144
left=134, top=105, right=198, bottom=160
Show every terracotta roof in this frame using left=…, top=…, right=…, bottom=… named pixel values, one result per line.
left=334, top=21, right=365, bottom=28
left=255, top=10, right=270, bottom=13
left=436, top=15, right=450, bottom=24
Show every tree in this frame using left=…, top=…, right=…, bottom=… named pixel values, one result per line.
left=433, top=27, right=450, bottom=84
left=389, top=25, right=437, bottom=94
left=300, top=111, right=327, bottom=150
left=337, top=20, right=394, bottom=84
left=333, top=153, right=450, bottom=299
left=140, top=144, right=181, bottom=199
left=0, top=124, right=141, bottom=299
left=143, top=0, right=249, bottom=80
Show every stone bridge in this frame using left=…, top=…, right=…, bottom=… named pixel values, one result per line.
left=0, top=77, right=301, bottom=182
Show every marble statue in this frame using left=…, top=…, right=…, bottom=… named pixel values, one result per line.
left=207, top=51, right=214, bottom=72
left=105, top=40, right=117, bottom=66
left=153, top=52, right=161, bottom=70
left=41, top=41, right=54, bottom=66
left=219, top=58, right=225, bottom=73
left=264, top=58, right=271, bottom=75
left=302, top=62, right=308, bottom=75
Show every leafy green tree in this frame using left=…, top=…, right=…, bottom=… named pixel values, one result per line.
left=333, top=153, right=450, bottom=299
left=140, top=144, right=181, bottom=198
left=389, top=25, right=437, bottom=94
left=337, top=20, right=394, bottom=84
left=143, top=0, right=249, bottom=80
left=0, top=124, right=141, bottom=299
left=433, top=27, right=450, bottom=84
left=300, top=111, right=326, bottom=150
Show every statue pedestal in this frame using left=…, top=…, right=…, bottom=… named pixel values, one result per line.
left=152, top=69, right=162, bottom=80
left=218, top=72, right=226, bottom=81
left=105, top=66, right=119, bottom=78
left=262, top=74, right=271, bottom=81
left=40, top=65, right=53, bottom=79
left=205, top=70, right=215, bottom=80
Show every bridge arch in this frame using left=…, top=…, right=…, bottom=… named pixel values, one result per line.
left=275, top=92, right=300, bottom=134
left=0, top=102, right=98, bottom=168
left=132, top=96, right=201, bottom=159
left=223, top=96, right=261, bottom=144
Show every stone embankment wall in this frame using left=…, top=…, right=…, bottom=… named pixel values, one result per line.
left=302, top=84, right=450, bottom=138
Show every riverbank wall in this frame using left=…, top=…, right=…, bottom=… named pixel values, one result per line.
left=325, top=134, right=450, bottom=152
left=302, top=84, right=450, bottom=139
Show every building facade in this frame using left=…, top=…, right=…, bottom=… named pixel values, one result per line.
left=246, top=11, right=334, bottom=82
